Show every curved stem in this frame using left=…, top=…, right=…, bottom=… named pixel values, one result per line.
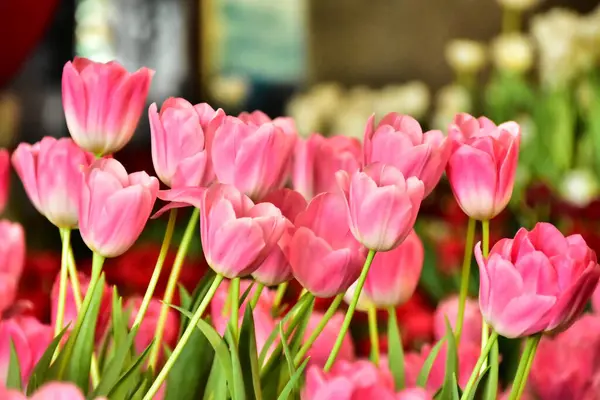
left=293, top=293, right=343, bottom=366
left=368, top=305, right=380, bottom=367
left=229, top=277, right=241, bottom=343
left=250, top=282, right=265, bottom=309
left=148, top=208, right=199, bottom=370
left=143, top=274, right=224, bottom=400
left=455, top=217, right=476, bottom=344
left=460, top=331, right=499, bottom=400
left=509, top=334, right=541, bottom=400
left=272, top=282, right=288, bottom=312
left=132, top=209, right=178, bottom=327
left=480, top=219, right=490, bottom=371
left=54, top=228, right=71, bottom=337
left=324, top=249, right=377, bottom=371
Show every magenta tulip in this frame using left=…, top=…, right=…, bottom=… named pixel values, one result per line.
left=211, top=116, right=296, bottom=200
left=79, top=158, right=159, bottom=258
left=0, top=149, right=8, bottom=214
left=337, top=163, right=424, bottom=252
left=364, top=113, right=451, bottom=197
left=434, top=295, right=482, bottom=345
left=289, top=192, right=366, bottom=298
left=200, top=184, right=286, bottom=278
left=62, top=57, right=153, bottom=156
left=476, top=222, right=600, bottom=338
left=12, top=137, right=94, bottom=228
left=363, top=229, right=424, bottom=306
left=292, top=134, right=362, bottom=200
left=446, top=113, right=521, bottom=220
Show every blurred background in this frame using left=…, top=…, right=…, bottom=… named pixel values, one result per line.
left=2, top=0, right=600, bottom=355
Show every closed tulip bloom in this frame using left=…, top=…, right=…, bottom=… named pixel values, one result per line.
left=476, top=222, right=600, bottom=338
left=337, top=163, right=424, bottom=252
left=434, top=295, right=482, bottom=344
left=446, top=113, right=521, bottom=220
left=293, top=134, right=362, bottom=200
left=364, top=113, right=451, bottom=197
left=12, top=137, right=94, bottom=228
left=126, top=297, right=178, bottom=354
left=289, top=192, right=366, bottom=298
left=363, top=229, right=424, bottom=306
left=0, top=149, right=8, bottom=214
left=303, top=312, right=355, bottom=367
left=79, top=159, right=159, bottom=258
left=62, top=57, right=154, bottom=155
left=200, top=184, right=287, bottom=278
left=0, top=221, right=24, bottom=314
left=211, top=116, right=296, bottom=200
left=252, top=189, right=307, bottom=286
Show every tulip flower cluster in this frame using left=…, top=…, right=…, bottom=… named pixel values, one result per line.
left=0, top=56, right=597, bottom=400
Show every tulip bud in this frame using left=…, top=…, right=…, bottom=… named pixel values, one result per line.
left=497, top=0, right=540, bottom=11
left=445, top=40, right=486, bottom=75
left=303, top=311, right=355, bottom=368
left=434, top=295, right=482, bottom=344
left=491, top=34, right=535, bottom=74
left=126, top=297, right=178, bottom=355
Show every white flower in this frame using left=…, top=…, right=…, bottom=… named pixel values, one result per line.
left=208, top=75, right=249, bottom=107
left=497, top=0, right=541, bottom=12
left=374, top=81, right=431, bottom=120
left=430, top=84, right=473, bottom=130
left=560, top=169, right=599, bottom=207
left=445, top=39, right=487, bottom=74
left=491, top=34, right=535, bottom=74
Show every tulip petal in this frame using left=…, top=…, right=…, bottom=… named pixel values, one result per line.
left=497, top=294, right=555, bottom=338
left=209, top=218, right=265, bottom=277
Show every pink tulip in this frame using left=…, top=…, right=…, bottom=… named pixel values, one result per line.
left=476, top=222, right=600, bottom=338
left=126, top=297, right=178, bottom=354
left=363, top=229, right=424, bottom=306
left=0, top=381, right=101, bottom=400
left=289, top=192, right=366, bottom=298
left=303, top=312, right=355, bottom=367
left=397, top=388, right=432, bottom=400
left=238, top=110, right=297, bottom=136
left=62, top=57, right=154, bottom=156
left=0, top=220, right=24, bottom=313
left=12, top=137, right=94, bottom=228
left=252, top=189, right=307, bottom=286
left=200, top=184, right=286, bottom=278
left=364, top=113, right=451, bottom=197
left=302, top=360, right=396, bottom=400
left=0, top=149, right=9, bottom=214
left=211, top=116, right=296, bottom=200
left=593, top=284, right=600, bottom=313
left=446, top=113, right=521, bottom=220
left=337, top=163, right=424, bottom=252
left=0, top=317, right=53, bottom=386
left=149, top=98, right=224, bottom=188
left=529, top=314, right=600, bottom=400
left=293, top=134, right=362, bottom=200
left=79, top=158, right=159, bottom=258
left=433, top=295, right=482, bottom=345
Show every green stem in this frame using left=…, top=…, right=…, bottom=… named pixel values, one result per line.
left=455, top=217, right=476, bottom=344
left=132, top=209, right=178, bottom=327
left=143, top=274, right=224, bottom=400
left=148, top=208, right=199, bottom=370
left=460, top=331, right=499, bottom=400
left=502, top=7, right=522, bottom=34
left=480, top=219, right=490, bottom=371
left=324, top=249, right=377, bottom=371
left=54, top=229, right=71, bottom=336
left=509, top=334, right=542, bottom=400
left=272, top=282, right=288, bottom=312
left=229, top=277, right=241, bottom=343
left=250, top=282, right=265, bottom=309
left=368, top=305, right=380, bottom=367
left=293, top=293, right=343, bottom=366
left=91, top=252, right=105, bottom=282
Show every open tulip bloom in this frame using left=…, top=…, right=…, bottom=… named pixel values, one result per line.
left=2, top=56, right=600, bottom=400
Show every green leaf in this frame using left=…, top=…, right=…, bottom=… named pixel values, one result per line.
left=7, top=339, right=22, bottom=390
left=225, top=328, right=246, bottom=400
left=483, top=340, right=499, bottom=400
left=106, top=343, right=153, bottom=399
left=465, top=367, right=490, bottom=400
left=439, top=318, right=458, bottom=400
left=239, top=307, right=263, bottom=400
left=27, top=327, right=68, bottom=394
left=182, top=272, right=216, bottom=332
left=276, top=358, right=309, bottom=400
left=238, top=280, right=256, bottom=306
left=203, top=358, right=229, bottom=400
left=417, top=338, right=445, bottom=388
left=387, top=307, right=405, bottom=391
left=126, top=370, right=154, bottom=400
left=451, top=373, right=460, bottom=400
left=279, top=325, right=296, bottom=380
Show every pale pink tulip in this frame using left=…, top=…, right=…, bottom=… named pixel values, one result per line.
left=12, top=137, right=94, bottom=228
left=364, top=113, right=451, bottom=197
left=0, top=149, right=9, bottom=214
left=476, top=222, right=600, bottom=338
left=363, top=229, right=424, bottom=306
left=0, top=220, right=24, bottom=313
left=293, top=134, right=362, bottom=200
left=252, top=189, right=307, bottom=286
left=0, top=317, right=53, bottom=387
left=337, top=163, right=424, bottom=252
left=446, top=113, right=520, bottom=220
left=529, top=314, right=600, bottom=400
left=238, top=110, right=297, bottom=136
left=62, top=57, right=153, bottom=155
left=200, top=184, right=286, bottom=278
left=303, top=312, right=355, bottom=367
left=397, top=388, right=432, bottom=400
left=126, top=297, right=178, bottom=354
left=211, top=116, right=296, bottom=200
left=79, top=158, right=159, bottom=258
left=289, top=192, right=366, bottom=298
left=149, top=98, right=224, bottom=188
left=434, top=295, right=482, bottom=345
left=0, top=381, right=106, bottom=400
